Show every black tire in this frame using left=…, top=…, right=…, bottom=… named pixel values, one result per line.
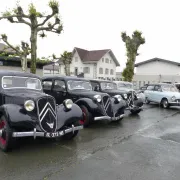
left=79, top=105, right=92, bottom=127
left=145, top=97, right=150, bottom=104
left=62, top=121, right=80, bottom=140
left=0, top=116, right=15, bottom=152
left=130, top=109, right=141, bottom=115
left=161, top=98, right=169, bottom=109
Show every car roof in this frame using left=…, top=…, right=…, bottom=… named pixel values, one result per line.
left=42, top=75, right=90, bottom=81
left=88, top=78, right=115, bottom=83
left=0, top=70, right=40, bottom=78
left=114, top=81, right=132, bottom=84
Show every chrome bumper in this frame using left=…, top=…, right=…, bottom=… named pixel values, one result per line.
left=0, top=125, right=83, bottom=139
left=126, top=106, right=143, bottom=110
left=94, top=114, right=125, bottom=121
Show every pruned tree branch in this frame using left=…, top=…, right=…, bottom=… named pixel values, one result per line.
left=0, top=0, right=63, bottom=74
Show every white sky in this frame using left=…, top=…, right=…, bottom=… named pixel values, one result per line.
left=0, top=0, right=179, bottom=72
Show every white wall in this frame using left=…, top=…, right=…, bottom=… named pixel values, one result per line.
left=136, top=61, right=180, bottom=75
left=97, top=52, right=116, bottom=79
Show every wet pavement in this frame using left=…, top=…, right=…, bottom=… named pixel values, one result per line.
left=1, top=104, right=180, bottom=180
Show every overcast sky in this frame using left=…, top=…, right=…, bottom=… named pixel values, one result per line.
left=0, top=0, right=179, bottom=71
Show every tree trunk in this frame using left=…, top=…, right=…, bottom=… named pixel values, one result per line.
left=30, top=28, right=37, bottom=74
left=21, top=56, right=27, bottom=72
left=64, top=64, right=68, bottom=76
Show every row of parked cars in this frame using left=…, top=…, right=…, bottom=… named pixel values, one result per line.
left=0, top=71, right=144, bottom=151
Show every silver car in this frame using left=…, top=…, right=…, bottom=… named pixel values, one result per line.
left=144, top=83, right=180, bottom=108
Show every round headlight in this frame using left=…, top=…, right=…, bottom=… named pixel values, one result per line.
left=114, top=95, right=121, bottom=102
left=24, top=100, right=35, bottom=111
left=123, top=94, right=128, bottom=99
left=94, top=95, right=101, bottom=102
left=171, top=96, right=176, bottom=101
left=63, top=99, right=73, bottom=109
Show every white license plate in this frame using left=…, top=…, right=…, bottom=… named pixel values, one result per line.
left=45, top=131, right=63, bottom=138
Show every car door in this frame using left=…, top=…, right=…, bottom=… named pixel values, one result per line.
left=52, top=80, right=67, bottom=104
left=153, top=85, right=163, bottom=103
left=42, top=79, right=53, bottom=96
left=144, top=85, right=155, bottom=101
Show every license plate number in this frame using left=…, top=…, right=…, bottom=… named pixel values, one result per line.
left=45, top=131, right=63, bottom=138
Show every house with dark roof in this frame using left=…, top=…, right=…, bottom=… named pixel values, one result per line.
left=44, top=47, right=120, bottom=79
left=132, top=58, right=180, bottom=88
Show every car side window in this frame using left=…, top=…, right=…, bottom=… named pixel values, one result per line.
left=91, top=82, right=100, bottom=91
left=147, top=85, right=154, bottom=91
left=42, top=80, right=53, bottom=90
left=154, top=85, right=160, bottom=91
left=53, top=80, right=66, bottom=91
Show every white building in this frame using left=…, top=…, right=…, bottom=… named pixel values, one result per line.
left=43, top=47, right=120, bottom=80
left=133, top=57, right=180, bottom=88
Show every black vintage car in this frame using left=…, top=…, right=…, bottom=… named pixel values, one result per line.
left=89, top=79, right=143, bottom=114
left=42, top=76, right=126, bottom=127
left=0, top=71, right=83, bottom=151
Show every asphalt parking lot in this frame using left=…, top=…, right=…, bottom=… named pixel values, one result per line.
left=1, top=104, right=180, bottom=180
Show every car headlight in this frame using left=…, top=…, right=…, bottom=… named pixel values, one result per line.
left=94, top=95, right=101, bottom=102
left=171, top=96, right=176, bottom=101
left=24, top=100, right=35, bottom=111
left=63, top=99, right=73, bottom=109
left=123, top=94, right=127, bottom=99
left=114, top=95, right=121, bottom=102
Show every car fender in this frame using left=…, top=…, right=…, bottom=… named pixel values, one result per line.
left=0, top=104, right=36, bottom=129
left=111, top=98, right=126, bottom=114
left=56, top=103, right=83, bottom=129
left=75, top=98, right=98, bottom=113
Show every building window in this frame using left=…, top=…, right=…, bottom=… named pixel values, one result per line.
left=105, top=58, right=109, bottom=63
left=99, top=68, right=103, bottom=74
left=75, top=57, right=78, bottom=62
left=105, top=68, right=109, bottom=74
left=110, top=69, right=114, bottom=75
left=83, top=67, right=90, bottom=74
left=110, top=60, right=112, bottom=64
left=102, top=58, right=104, bottom=62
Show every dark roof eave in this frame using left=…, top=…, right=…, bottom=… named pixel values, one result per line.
left=135, top=58, right=180, bottom=67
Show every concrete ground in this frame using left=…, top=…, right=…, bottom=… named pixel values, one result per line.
left=1, top=104, right=180, bottom=180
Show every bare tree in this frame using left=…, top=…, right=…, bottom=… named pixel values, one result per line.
left=1, top=34, right=30, bottom=72
left=0, top=0, right=63, bottom=74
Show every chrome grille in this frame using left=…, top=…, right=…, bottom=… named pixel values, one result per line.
left=37, top=96, right=57, bottom=132
left=102, top=95, right=113, bottom=117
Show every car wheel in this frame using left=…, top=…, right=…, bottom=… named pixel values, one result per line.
left=130, top=109, right=141, bottom=114
left=0, top=115, right=14, bottom=152
left=79, top=105, right=92, bottom=127
left=145, top=97, right=150, bottom=104
left=161, top=98, right=169, bottom=109
left=62, top=121, right=80, bottom=140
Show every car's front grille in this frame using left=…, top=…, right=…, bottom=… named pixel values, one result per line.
left=127, top=92, right=135, bottom=106
left=102, top=95, right=113, bottom=117
left=37, top=96, right=57, bottom=132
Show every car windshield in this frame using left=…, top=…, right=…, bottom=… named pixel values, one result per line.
left=101, top=82, right=117, bottom=90
left=161, top=85, right=178, bottom=92
left=117, top=82, right=132, bottom=89
left=67, top=80, right=92, bottom=91
left=2, top=76, right=42, bottom=90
